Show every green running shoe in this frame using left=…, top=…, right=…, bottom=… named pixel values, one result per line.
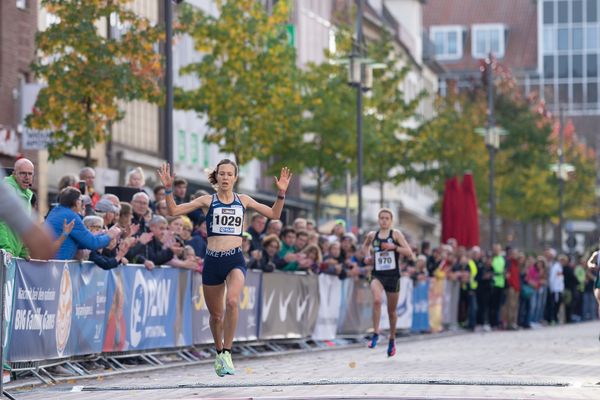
left=221, top=351, right=235, bottom=375
left=214, top=353, right=225, bottom=377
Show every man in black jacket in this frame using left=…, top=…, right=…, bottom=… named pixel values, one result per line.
left=127, top=215, right=180, bottom=269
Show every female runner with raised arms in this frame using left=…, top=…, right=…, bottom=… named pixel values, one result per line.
left=158, top=160, right=291, bottom=376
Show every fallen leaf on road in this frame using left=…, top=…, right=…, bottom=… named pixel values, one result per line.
left=349, top=361, right=357, bottom=368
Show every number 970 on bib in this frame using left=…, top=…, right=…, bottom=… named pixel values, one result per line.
left=375, top=251, right=395, bottom=271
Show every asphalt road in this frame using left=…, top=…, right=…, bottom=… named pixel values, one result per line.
left=10, top=322, right=600, bottom=399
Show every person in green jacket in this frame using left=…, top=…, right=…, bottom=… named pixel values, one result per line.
left=490, top=244, right=506, bottom=329
left=0, top=158, right=34, bottom=258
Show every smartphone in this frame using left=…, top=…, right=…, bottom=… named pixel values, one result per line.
left=78, top=180, right=86, bottom=194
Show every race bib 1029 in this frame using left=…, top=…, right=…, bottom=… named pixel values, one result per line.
left=212, top=207, right=243, bottom=235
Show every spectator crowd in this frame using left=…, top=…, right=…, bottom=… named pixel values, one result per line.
left=1, top=158, right=598, bottom=333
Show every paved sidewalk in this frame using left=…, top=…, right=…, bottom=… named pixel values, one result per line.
left=11, top=322, right=600, bottom=399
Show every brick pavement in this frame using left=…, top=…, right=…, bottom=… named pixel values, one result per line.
left=11, top=322, right=600, bottom=399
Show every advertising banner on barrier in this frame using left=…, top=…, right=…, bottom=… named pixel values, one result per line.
left=1, top=252, right=16, bottom=361
left=380, top=276, right=413, bottom=331
left=103, top=266, right=192, bottom=352
left=70, top=262, right=109, bottom=356
left=443, top=279, right=460, bottom=328
left=259, top=272, right=319, bottom=339
left=337, top=278, right=373, bottom=335
left=429, top=278, right=444, bottom=333
left=411, top=279, right=430, bottom=333
left=190, top=272, right=211, bottom=344
left=312, top=274, right=342, bottom=340
left=190, top=270, right=261, bottom=345
left=9, top=260, right=77, bottom=361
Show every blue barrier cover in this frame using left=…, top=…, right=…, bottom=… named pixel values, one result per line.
left=70, top=262, right=109, bottom=356
left=1, top=253, right=16, bottom=362
left=103, top=266, right=192, bottom=352
left=9, top=260, right=79, bottom=361
left=411, top=279, right=430, bottom=333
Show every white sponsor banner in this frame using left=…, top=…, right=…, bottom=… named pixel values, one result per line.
left=379, top=276, right=413, bottom=330
left=312, top=274, right=342, bottom=340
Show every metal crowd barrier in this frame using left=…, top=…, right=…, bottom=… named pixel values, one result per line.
left=0, top=250, right=461, bottom=388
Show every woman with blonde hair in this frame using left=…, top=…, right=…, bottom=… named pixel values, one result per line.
left=126, top=167, right=145, bottom=189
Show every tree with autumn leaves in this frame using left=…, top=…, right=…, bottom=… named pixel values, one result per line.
left=403, top=60, right=597, bottom=235
left=27, top=0, right=163, bottom=164
left=174, top=0, right=302, bottom=167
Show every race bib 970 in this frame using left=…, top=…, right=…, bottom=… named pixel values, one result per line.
left=212, top=207, right=243, bottom=235
left=375, top=250, right=395, bottom=271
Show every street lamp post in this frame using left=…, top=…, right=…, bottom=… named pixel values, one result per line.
left=476, top=55, right=507, bottom=250
left=164, top=0, right=174, bottom=166
left=352, top=0, right=365, bottom=234
left=343, top=0, right=385, bottom=234
left=550, top=104, right=575, bottom=251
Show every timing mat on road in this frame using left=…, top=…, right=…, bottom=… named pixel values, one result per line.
left=67, top=377, right=570, bottom=392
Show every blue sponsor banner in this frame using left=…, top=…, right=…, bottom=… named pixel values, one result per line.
left=70, top=262, right=109, bottom=355
left=1, top=252, right=16, bottom=361
left=411, top=279, right=430, bottom=333
left=103, top=266, right=192, bottom=352
left=8, top=260, right=77, bottom=361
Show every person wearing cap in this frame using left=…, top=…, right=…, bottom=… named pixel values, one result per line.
left=95, top=198, right=119, bottom=228
left=158, top=159, right=291, bottom=377
left=362, top=208, right=415, bottom=357
left=328, top=219, right=346, bottom=243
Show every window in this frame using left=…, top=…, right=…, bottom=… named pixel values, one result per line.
left=559, top=83, right=569, bottom=102
left=557, top=28, right=569, bottom=50
left=471, top=24, right=505, bottom=59
left=559, top=55, right=569, bottom=78
left=588, top=54, right=598, bottom=77
left=544, top=55, right=555, bottom=78
left=588, top=83, right=598, bottom=102
left=572, top=27, right=583, bottom=50
left=587, top=0, right=597, bottom=22
left=16, top=0, right=26, bottom=9
left=573, top=54, right=583, bottom=77
left=573, top=83, right=583, bottom=103
left=544, top=85, right=555, bottom=103
left=544, top=1, right=554, bottom=24
left=587, top=26, right=598, bottom=50
left=430, top=25, right=463, bottom=60
left=573, top=0, right=583, bottom=23
left=558, top=1, right=568, bottom=23
left=544, top=27, right=555, bottom=52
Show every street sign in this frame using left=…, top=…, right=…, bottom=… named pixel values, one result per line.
left=21, top=127, right=53, bottom=150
